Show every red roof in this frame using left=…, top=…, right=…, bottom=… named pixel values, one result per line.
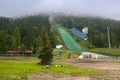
left=25, top=50, right=32, bottom=54
left=6, top=50, right=17, bottom=53
left=6, top=50, right=32, bottom=54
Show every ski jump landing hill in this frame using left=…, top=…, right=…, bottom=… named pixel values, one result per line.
left=57, top=26, right=109, bottom=59
left=57, top=26, right=85, bottom=52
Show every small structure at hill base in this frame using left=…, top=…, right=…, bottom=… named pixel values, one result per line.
left=56, top=45, right=63, bottom=49
left=78, top=52, right=110, bottom=59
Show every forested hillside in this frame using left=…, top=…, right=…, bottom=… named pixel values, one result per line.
left=54, top=15, right=120, bottom=48
left=0, top=14, right=120, bottom=54
left=0, top=15, right=56, bottom=54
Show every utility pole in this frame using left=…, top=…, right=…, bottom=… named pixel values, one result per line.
left=72, top=18, right=74, bottom=27
left=107, top=27, right=111, bottom=48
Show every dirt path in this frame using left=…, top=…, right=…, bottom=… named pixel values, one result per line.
left=28, top=72, right=120, bottom=80
left=60, top=59, right=120, bottom=70
left=28, top=59, right=120, bottom=80
left=28, top=72, right=90, bottom=80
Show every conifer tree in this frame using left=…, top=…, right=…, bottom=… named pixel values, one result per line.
left=38, top=32, right=53, bottom=65
left=33, top=36, right=43, bottom=54
left=11, top=27, right=21, bottom=50
left=0, top=31, right=7, bottom=54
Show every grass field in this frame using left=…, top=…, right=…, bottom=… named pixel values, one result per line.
left=0, top=57, right=39, bottom=61
left=90, top=48, right=120, bottom=57
left=0, top=57, right=102, bottom=80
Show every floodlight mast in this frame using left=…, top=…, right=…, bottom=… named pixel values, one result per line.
left=107, top=26, right=111, bottom=48
left=72, top=17, right=74, bottom=27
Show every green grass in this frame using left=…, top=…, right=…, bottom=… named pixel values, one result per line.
left=50, top=63, right=102, bottom=76
left=90, top=48, right=120, bottom=57
left=0, top=57, right=39, bottom=61
left=0, top=57, right=102, bottom=80
left=0, top=62, right=42, bottom=80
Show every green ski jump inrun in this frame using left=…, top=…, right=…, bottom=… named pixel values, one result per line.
left=57, top=26, right=85, bottom=52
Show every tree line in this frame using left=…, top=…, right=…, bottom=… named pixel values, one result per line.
left=0, top=14, right=120, bottom=55
left=54, top=15, right=120, bottom=48
left=0, top=15, right=56, bottom=55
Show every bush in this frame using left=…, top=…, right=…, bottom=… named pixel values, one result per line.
left=38, top=48, right=53, bottom=65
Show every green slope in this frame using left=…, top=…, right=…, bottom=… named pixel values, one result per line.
left=57, top=27, right=85, bottom=52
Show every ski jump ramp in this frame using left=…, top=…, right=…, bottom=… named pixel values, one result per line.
left=57, top=27, right=85, bottom=52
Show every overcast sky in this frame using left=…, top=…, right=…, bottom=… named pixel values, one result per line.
left=0, top=0, right=120, bottom=20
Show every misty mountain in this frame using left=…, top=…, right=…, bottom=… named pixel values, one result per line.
left=0, top=14, right=120, bottom=49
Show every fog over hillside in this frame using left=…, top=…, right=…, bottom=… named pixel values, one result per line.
left=0, top=0, right=120, bottom=20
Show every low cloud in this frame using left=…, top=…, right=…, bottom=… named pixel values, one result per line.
left=0, top=0, right=120, bottom=20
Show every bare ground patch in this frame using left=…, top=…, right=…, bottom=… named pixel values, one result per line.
left=57, top=59, right=120, bottom=70
left=28, top=72, right=90, bottom=80
left=28, top=72, right=120, bottom=80
left=28, top=59, right=120, bottom=80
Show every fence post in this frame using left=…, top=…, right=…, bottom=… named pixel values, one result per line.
left=67, top=52, right=71, bottom=59
left=58, top=51, right=62, bottom=57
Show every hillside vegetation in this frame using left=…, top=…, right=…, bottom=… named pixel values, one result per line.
left=90, top=48, right=120, bottom=57
left=55, top=15, right=120, bottom=48
left=0, top=14, right=120, bottom=55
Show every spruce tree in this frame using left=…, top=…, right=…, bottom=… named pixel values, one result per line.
left=0, top=31, right=7, bottom=54
left=33, top=36, right=43, bottom=54
left=38, top=32, right=53, bottom=65
left=11, top=27, right=21, bottom=50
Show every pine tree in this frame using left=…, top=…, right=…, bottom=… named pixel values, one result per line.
left=38, top=32, right=53, bottom=65
left=11, top=27, right=21, bottom=50
left=19, top=44, right=26, bottom=53
left=33, top=36, right=43, bottom=54
left=0, top=31, right=7, bottom=54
